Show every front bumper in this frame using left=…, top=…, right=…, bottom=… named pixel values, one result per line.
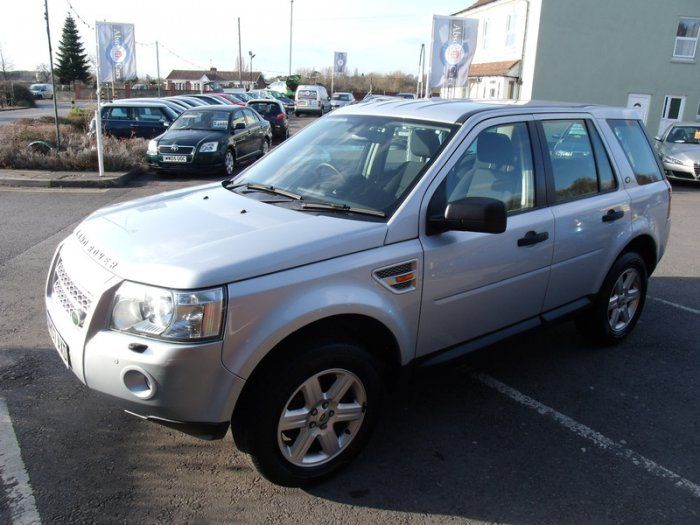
left=147, top=151, right=224, bottom=173
left=45, top=238, right=245, bottom=433
left=662, top=161, right=700, bottom=181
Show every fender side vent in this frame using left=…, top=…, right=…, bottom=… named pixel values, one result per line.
left=373, top=259, right=418, bottom=294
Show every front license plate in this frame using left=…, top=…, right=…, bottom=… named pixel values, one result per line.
left=47, top=314, right=70, bottom=368
left=162, top=155, right=188, bottom=163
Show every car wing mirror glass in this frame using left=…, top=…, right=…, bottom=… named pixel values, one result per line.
left=234, top=122, right=246, bottom=130
left=428, top=196, right=507, bottom=235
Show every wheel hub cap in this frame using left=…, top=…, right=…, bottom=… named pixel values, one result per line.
left=608, top=268, right=641, bottom=332
left=277, top=368, right=366, bottom=467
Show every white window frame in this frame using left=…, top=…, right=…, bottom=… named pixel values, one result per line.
left=482, top=19, right=490, bottom=50
left=673, top=17, right=700, bottom=59
left=505, top=13, right=517, bottom=47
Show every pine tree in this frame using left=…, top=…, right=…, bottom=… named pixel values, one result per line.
left=55, top=14, right=90, bottom=85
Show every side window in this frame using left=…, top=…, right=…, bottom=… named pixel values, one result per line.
left=588, top=124, right=617, bottom=192
left=242, top=108, right=259, bottom=125
left=135, top=107, right=165, bottom=121
left=607, top=119, right=663, bottom=185
left=436, top=122, right=535, bottom=214
left=231, top=110, right=246, bottom=129
left=108, top=107, right=130, bottom=120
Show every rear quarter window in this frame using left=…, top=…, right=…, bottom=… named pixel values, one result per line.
left=607, top=119, right=663, bottom=185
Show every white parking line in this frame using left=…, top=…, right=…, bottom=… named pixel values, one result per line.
left=472, top=373, right=700, bottom=499
left=0, top=399, right=41, bottom=525
left=648, top=295, right=700, bottom=315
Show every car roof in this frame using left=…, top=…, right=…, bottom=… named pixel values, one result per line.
left=182, top=105, right=241, bottom=112
left=333, top=98, right=642, bottom=124
left=104, top=100, right=173, bottom=107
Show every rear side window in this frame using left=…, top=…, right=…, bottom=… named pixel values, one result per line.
left=107, top=107, right=130, bottom=120
left=607, top=120, right=663, bottom=185
left=540, top=119, right=618, bottom=202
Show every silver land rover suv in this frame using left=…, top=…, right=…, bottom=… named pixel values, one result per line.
left=45, top=100, right=671, bottom=486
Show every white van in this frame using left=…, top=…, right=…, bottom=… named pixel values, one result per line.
left=295, top=84, right=330, bottom=117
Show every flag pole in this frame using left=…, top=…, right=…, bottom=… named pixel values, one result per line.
left=94, top=24, right=105, bottom=177
left=425, top=16, right=435, bottom=99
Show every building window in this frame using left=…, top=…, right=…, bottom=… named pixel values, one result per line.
left=505, top=13, right=517, bottom=47
left=482, top=19, right=490, bottom=50
left=674, top=17, right=700, bottom=59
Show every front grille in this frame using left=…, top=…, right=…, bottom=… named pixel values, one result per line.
left=52, top=258, right=92, bottom=316
left=671, top=170, right=695, bottom=180
left=158, top=145, right=195, bottom=155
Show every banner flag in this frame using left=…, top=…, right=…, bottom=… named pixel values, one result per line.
left=428, top=16, right=478, bottom=89
left=96, top=22, right=137, bottom=82
left=333, top=52, right=347, bottom=74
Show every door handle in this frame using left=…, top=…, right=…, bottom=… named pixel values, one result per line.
left=602, top=209, right=625, bottom=222
left=518, top=230, right=549, bottom=247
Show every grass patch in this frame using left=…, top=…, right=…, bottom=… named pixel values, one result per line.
left=0, top=118, right=147, bottom=172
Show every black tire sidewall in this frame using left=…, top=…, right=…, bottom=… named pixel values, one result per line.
left=588, top=251, right=648, bottom=345
left=241, top=340, right=382, bottom=486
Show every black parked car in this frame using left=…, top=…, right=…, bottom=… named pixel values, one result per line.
left=147, top=105, right=272, bottom=176
left=247, top=99, right=289, bottom=139
left=97, top=102, right=180, bottom=139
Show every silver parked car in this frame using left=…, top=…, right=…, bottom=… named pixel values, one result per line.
left=654, top=122, right=700, bottom=181
left=29, top=83, right=54, bottom=99
left=45, top=100, right=671, bottom=486
left=330, top=92, right=355, bottom=109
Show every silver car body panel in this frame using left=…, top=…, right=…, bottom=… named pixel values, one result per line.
left=46, top=99, right=671, bottom=428
left=655, top=122, right=700, bottom=181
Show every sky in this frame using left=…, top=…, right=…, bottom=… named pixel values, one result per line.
left=2, top=0, right=475, bottom=79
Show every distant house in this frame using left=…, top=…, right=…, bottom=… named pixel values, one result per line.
left=165, top=67, right=266, bottom=91
left=447, top=0, right=700, bottom=134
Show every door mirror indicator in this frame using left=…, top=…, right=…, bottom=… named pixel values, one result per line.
left=428, top=197, right=507, bottom=235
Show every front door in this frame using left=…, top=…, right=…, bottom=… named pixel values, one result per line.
left=417, top=116, right=554, bottom=356
left=626, top=94, right=651, bottom=125
left=231, top=109, right=253, bottom=158
left=658, top=95, right=686, bottom=136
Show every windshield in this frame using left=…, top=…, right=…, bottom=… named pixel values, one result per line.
left=30, top=84, right=47, bottom=91
left=171, top=110, right=231, bottom=131
left=332, top=94, right=351, bottom=101
left=249, top=102, right=281, bottom=115
left=232, top=115, right=455, bottom=216
left=667, top=125, right=700, bottom=145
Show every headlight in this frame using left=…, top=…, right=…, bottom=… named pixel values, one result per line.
left=662, top=154, right=686, bottom=166
left=147, top=140, right=158, bottom=155
left=110, top=282, right=225, bottom=341
left=199, top=141, right=219, bottom=153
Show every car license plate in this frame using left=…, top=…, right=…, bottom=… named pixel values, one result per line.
left=162, top=155, right=188, bottom=163
left=47, top=314, right=70, bottom=368
left=298, top=100, right=307, bottom=107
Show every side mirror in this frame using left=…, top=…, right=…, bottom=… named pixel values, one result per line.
left=162, top=120, right=171, bottom=127
left=654, top=136, right=662, bottom=141
left=428, top=197, right=507, bottom=235
left=234, top=122, right=246, bottom=130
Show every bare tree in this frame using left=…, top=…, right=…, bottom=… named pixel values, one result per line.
left=0, top=44, right=13, bottom=81
left=36, top=63, right=51, bottom=83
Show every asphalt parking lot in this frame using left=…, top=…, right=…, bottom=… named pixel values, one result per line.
left=0, top=116, right=698, bottom=523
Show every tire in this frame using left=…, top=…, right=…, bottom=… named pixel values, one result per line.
left=260, top=138, right=270, bottom=156
left=294, top=111, right=300, bottom=117
left=575, top=251, right=647, bottom=346
left=223, top=149, right=236, bottom=177
left=232, top=337, right=383, bottom=486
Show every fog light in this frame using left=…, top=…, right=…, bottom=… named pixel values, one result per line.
left=121, top=367, right=157, bottom=400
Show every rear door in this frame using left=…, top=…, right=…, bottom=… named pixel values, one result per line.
left=103, top=106, right=133, bottom=138
left=418, top=115, right=555, bottom=356
left=535, top=115, right=631, bottom=311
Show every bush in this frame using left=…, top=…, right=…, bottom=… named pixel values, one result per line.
left=0, top=119, right=147, bottom=172
left=0, top=82, right=36, bottom=108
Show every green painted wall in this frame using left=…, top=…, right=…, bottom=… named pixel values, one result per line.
left=531, top=0, right=700, bottom=134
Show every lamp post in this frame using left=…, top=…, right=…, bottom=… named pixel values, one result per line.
left=288, top=0, right=294, bottom=76
left=43, top=0, right=60, bottom=152
left=248, top=51, right=255, bottom=88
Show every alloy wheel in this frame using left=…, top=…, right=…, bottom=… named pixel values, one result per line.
left=225, top=151, right=235, bottom=175
left=277, top=369, right=366, bottom=468
left=608, top=268, right=642, bottom=332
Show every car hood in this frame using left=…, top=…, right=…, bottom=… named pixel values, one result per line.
left=69, top=183, right=388, bottom=289
left=662, top=143, right=700, bottom=162
left=158, top=129, right=225, bottom=147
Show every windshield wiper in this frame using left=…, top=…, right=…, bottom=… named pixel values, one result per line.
left=227, top=182, right=302, bottom=200
left=301, top=201, right=386, bottom=218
